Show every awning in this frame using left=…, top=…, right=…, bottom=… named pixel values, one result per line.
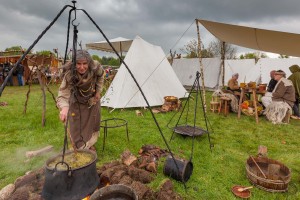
left=86, top=37, right=133, bottom=53
left=197, top=19, right=300, bottom=57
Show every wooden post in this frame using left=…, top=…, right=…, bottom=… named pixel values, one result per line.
left=195, top=19, right=207, bottom=112
left=221, top=41, right=225, bottom=87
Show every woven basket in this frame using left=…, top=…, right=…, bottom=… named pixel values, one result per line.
left=241, top=100, right=263, bottom=116
left=246, top=156, right=291, bottom=192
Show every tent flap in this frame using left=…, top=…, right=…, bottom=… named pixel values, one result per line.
left=197, top=19, right=300, bottom=57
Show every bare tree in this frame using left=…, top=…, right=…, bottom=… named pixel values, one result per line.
left=180, top=39, right=213, bottom=58
left=208, top=39, right=237, bottom=59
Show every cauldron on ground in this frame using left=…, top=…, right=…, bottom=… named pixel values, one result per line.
left=90, top=184, right=138, bottom=200
left=42, top=149, right=99, bottom=200
left=163, top=155, right=193, bottom=183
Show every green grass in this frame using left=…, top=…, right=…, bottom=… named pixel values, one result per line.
left=1, top=85, right=300, bottom=199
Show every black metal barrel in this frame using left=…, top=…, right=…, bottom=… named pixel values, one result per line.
left=163, top=155, right=193, bottom=183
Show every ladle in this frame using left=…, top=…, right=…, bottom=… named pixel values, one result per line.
left=237, top=186, right=253, bottom=192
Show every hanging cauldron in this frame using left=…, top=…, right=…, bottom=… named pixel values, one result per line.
left=42, top=149, right=99, bottom=200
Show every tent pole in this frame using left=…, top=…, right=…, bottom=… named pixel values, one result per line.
left=221, top=41, right=225, bottom=87
left=120, top=42, right=122, bottom=65
left=195, top=19, right=207, bottom=112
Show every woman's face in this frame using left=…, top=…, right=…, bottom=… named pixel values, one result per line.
left=76, top=59, right=89, bottom=74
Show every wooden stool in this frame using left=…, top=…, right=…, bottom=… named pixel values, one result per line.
left=210, top=96, right=220, bottom=112
left=218, top=96, right=231, bottom=116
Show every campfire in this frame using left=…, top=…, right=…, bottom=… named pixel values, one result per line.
left=0, top=144, right=183, bottom=200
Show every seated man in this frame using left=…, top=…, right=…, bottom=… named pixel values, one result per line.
left=264, top=70, right=296, bottom=123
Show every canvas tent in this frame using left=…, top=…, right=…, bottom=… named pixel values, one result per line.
left=224, top=59, right=259, bottom=84
left=172, top=58, right=221, bottom=89
left=197, top=19, right=300, bottom=57
left=101, top=36, right=187, bottom=109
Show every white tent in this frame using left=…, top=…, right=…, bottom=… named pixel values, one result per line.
left=224, top=58, right=300, bottom=85
left=171, top=58, right=221, bottom=89
left=101, top=36, right=187, bottom=109
left=257, top=58, right=300, bottom=83
left=224, top=59, right=259, bottom=84
left=172, top=57, right=300, bottom=89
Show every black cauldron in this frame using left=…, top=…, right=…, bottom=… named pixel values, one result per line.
left=42, top=149, right=99, bottom=200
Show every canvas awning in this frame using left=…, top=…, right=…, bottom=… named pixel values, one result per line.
left=86, top=37, right=133, bottom=53
left=197, top=19, right=300, bottom=57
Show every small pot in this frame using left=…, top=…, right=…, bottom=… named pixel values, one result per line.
left=90, top=184, right=138, bottom=200
left=42, top=149, right=99, bottom=200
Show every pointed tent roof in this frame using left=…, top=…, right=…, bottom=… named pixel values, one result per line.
left=197, top=19, right=300, bottom=57
left=101, top=36, right=187, bottom=109
left=86, top=37, right=133, bottom=53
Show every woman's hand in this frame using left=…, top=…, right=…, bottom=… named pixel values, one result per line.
left=59, top=107, right=69, bottom=122
left=94, top=92, right=100, bottom=102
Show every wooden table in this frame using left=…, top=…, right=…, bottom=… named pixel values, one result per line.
left=237, top=88, right=266, bottom=123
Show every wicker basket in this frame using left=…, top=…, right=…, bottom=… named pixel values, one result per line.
left=246, top=156, right=291, bottom=192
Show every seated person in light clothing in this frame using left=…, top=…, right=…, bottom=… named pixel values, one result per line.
left=264, top=70, right=296, bottom=123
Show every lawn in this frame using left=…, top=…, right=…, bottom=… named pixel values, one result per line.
left=0, top=84, right=300, bottom=199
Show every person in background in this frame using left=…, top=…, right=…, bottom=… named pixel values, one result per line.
left=288, top=64, right=300, bottom=119
left=3, top=62, right=13, bottom=86
left=267, top=70, right=277, bottom=92
left=264, top=70, right=295, bottom=123
left=261, top=70, right=277, bottom=108
left=56, top=50, right=104, bottom=151
left=16, top=64, right=24, bottom=86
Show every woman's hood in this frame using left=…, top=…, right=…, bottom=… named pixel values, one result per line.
left=289, top=64, right=300, bottom=73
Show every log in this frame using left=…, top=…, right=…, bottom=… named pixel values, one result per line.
left=0, top=184, right=15, bottom=200
left=25, top=145, right=53, bottom=158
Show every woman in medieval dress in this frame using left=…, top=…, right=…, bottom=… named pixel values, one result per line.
left=57, top=50, right=104, bottom=151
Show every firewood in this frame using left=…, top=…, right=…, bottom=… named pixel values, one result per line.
left=128, top=166, right=154, bottom=183
left=118, top=175, right=133, bottom=186
left=25, top=145, right=53, bottom=158
left=121, top=150, right=137, bottom=166
left=146, top=162, right=157, bottom=173
left=0, top=184, right=15, bottom=200
left=130, top=181, right=152, bottom=199
left=14, top=173, right=37, bottom=188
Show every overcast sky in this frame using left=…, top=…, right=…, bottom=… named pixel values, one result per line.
left=1, top=0, right=300, bottom=58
